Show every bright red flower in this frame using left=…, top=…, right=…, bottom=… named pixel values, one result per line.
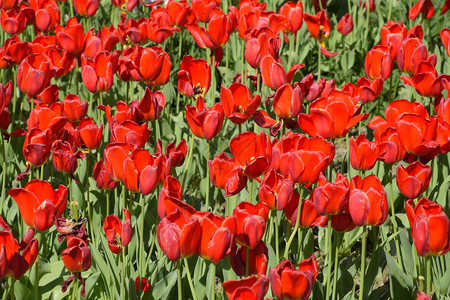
left=129, top=87, right=165, bottom=123
left=9, top=179, right=67, bottom=231
left=0, top=81, right=12, bottom=131
left=178, top=55, right=211, bottom=98
left=304, top=9, right=330, bottom=45
left=55, top=17, right=86, bottom=54
left=297, top=73, right=336, bottom=102
left=147, top=8, right=180, bottom=44
left=258, top=168, right=295, bottom=211
left=269, top=255, right=318, bottom=300
left=260, top=55, right=304, bottom=90
left=111, top=0, right=137, bottom=11
left=229, top=241, right=268, bottom=277
left=313, top=172, right=349, bottom=216
left=73, top=0, right=98, bottom=17
left=45, top=48, right=76, bottom=78
left=209, top=152, right=247, bottom=196
left=22, top=128, right=52, bottom=168
left=233, top=201, right=269, bottom=249
left=223, top=275, right=269, bottom=300
left=279, top=1, right=303, bottom=34
left=135, top=277, right=150, bottom=294
left=163, top=139, right=187, bottom=171
left=355, top=76, right=383, bottom=104
left=185, top=98, right=224, bottom=140
left=0, top=0, right=17, bottom=9
left=122, top=149, right=166, bottom=195
left=396, top=161, right=432, bottom=199
left=93, top=159, right=119, bottom=190
left=27, top=103, right=68, bottom=137
left=298, top=91, right=368, bottom=139
left=81, top=50, right=120, bottom=93
left=1, top=8, right=27, bottom=35
left=118, top=17, right=148, bottom=45
left=61, top=236, right=91, bottom=297
left=365, top=45, right=393, bottom=80
left=409, top=0, right=434, bottom=20
left=397, top=37, right=436, bottom=74
left=441, top=28, right=450, bottom=56
left=0, top=35, right=30, bottom=68
left=157, top=210, right=201, bottom=261
left=405, top=197, right=450, bottom=256
left=0, top=227, right=38, bottom=280
left=79, top=117, right=102, bottom=150
left=103, top=142, right=129, bottom=182
left=416, top=292, right=432, bottom=300
left=17, top=53, right=53, bottom=96
left=220, top=83, right=261, bottom=125
left=110, top=120, right=151, bottom=151
left=244, top=29, right=280, bottom=69
left=348, top=175, right=388, bottom=227
left=285, top=195, right=328, bottom=228
left=104, top=209, right=132, bottom=254
left=272, top=83, right=303, bottom=119
left=187, top=10, right=232, bottom=50
left=30, top=0, right=60, bottom=33
left=192, top=211, right=235, bottom=263
left=62, top=94, right=88, bottom=123
left=376, top=127, right=406, bottom=165
left=337, top=13, right=353, bottom=36
left=349, top=134, right=379, bottom=171
left=157, top=176, right=182, bottom=218
left=380, top=21, right=407, bottom=60
left=191, top=0, right=220, bottom=23
left=166, top=0, right=193, bottom=28
left=401, top=61, right=449, bottom=98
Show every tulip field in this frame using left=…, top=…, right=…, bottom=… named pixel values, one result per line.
left=1, top=0, right=450, bottom=299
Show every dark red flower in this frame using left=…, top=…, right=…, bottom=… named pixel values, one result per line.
left=135, top=277, right=150, bottom=294
left=52, top=140, right=83, bottom=174
left=229, top=241, right=268, bottom=277
left=104, top=209, right=132, bottom=254
left=61, top=236, right=91, bottom=297
left=409, top=0, right=434, bottom=20
left=223, top=275, right=269, bottom=300
left=22, top=128, right=52, bottom=168
left=93, top=159, right=119, bottom=190
left=337, top=13, right=353, bottom=36
left=17, top=53, right=53, bottom=96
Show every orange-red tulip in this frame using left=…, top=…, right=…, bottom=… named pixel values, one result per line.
left=396, top=161, right=432, bottom=199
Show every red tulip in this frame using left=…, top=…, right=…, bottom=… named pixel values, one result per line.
left=73, top=0, right=98, bottom=17
left=27, top=103, right=68, bottom=137
left=61, top=236, right=91, bottom=297
left=30, top=0, right=60, bottom=33
left=244, top=29, right=280, bottom=69
left=233, top=201, right=269, bottom=249
left=337, top=13, right=353, bottom=36
left=396, top=161, right=432, bottom=199
left=355, top=76, right=383, bottom=104
left=331, top=211, right=357, bottom=232
left=229, top=241, right=268, bottom=277
left=279, top=1, right=303, bottom=34
left=166, top=0, right=193, bottom=28
left=223, top=275, right=269, bottom=300
left=1, top=8, right=27, bottom=35
left=380, top=21, right=407, bottom=60
left=365, top=45, right=393, bottom=80
left=313, top=172, right=349, bottom=216
left=177, top=55, right=211, bottom=99
left=209, top=152, right=247, bottom=196
left=409, top=0, right=434, bottom=20
left=0, top=0, right=17, bottom=9
left=157, top=176, right=182, bottom=219
left=304, top=10, right=331, bottom=44
left=81, top=50, right=119, bottom=93
left=441, top=28, right=450, bottom=56
left=0, top=36, right=30, bottom=69
left=147, top=8, right=180, bottom=44
left=22, top=128, right=52, bottom=168
left=401, top=61, right=449, bottom=98
left=185, top=98, right=224, bottom=140
left=157, top=209, right=201, bottom=261
left=111, top=0, right=137, bottom=11
left=45, top=48, right=76, bottom=78
left=0, top=81, right=12, bottom=131
left=298, top=91, right=368, bottom=139
left=110, top=120, right=151, bottom=151
left=9, top=179, right=67, bottom=231
left=260, top=55, right=304, bottom=90
left=416, top=292, right=431, bottom=300
left=79, top=117, right=102, bottom=150
left=103, top=142, right=129, bottom=182
left=163, top=139, right=187, bottom=170
left=405, top=197, right=450, bottom=256
left=220, top=83, right=261, bottom=125
left=187, top=10, right=232, bottom=51
left=192, top=211, right=235, bottom=263
left=61, top=94, right=88, bottom=123
left=52, top=140, right=83, bottom=174
left=118, top=17, right=148, bottom=45
left=129, top=87, right=165, bottom=123
left=285, top=196, right=328, bottom=228
left=0, top=227, right=38, bottom=280
left=55, top=17, right=86, bottom=54
left=122, top=149, right=165, bottom=195
left=191, top=0, right=220, bottom=23
left=349, top=134, right=379, bottom=171
left=348, top=175, right=388, bottom=227
left=269, top=255, right=318, bottom=300
left=17, top=53, right=53, bottom=97
left=258, top=169, right=295, bottom=211
left=135, top=277, right=150, bottom=294
left=397, top=37, right=436, bottom=74
left=104, top=209, right=132, bottom=254
left=376, top=127, right=406, bottom=165
left=93, top=159, right=119, bottom=190
left=297, top=73, right=336, bottom=102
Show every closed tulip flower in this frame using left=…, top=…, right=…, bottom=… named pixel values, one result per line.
left=441, top=28, right=450, bottom=56
left=104, top=209, right=132, bottom=254
left=185, top=98, right=224, bottom=140
left=81, top=50, right=120, bottom=94
left=229, top=241, right=268, bottom=277
left=397, top=37, right=435, bottom=74
left=380, top=21, right=407, bottom=60
left=220, top=83, right=261, bottom=125
left=349, top=175, right=388, bottom=227
left=223, top=275, right=269, bottom=300
left=56, top=17, right=86, bottom=54
left=103, top=142, right=130, bottom=182
left=258, top=169, right=295, bottom=211
left=157, top=210, right=201, bottom=262
left=313, top=172, right=349, bottom=215
left=233, top=202, right=269, bottom=250
left=31, top=0, right=60, bottom=33
left=365, top=45, right=393, bottom=80
left=110, top=120, right=151, bottom=151
left=73, top=0, right=98, bottom=17
left=337, top=13, right=353, bottom=36
left=17, top=53, right=53, bottom=96
left=285, top=196, right=328, bottom=228
left=209, top=152, right=247, bottom=196
left=355, top=76, right=383, bottom=104
left=349, top=134, right=379, bottom=171
left=61, top=236, right=91, bottom=297
left=279, top=1, right=303, bottom=34
left=1, top=8, right=27, bottom=35
left=22, top=128, right=52, bottom=168
left=9, top=179, right=68, bottom=231
left=269, top=255, right=318, bottom=300
left=260, top=55, right=304, bottom=91
left=405, top=197, right=450, bottom=256
left=157, top=176, right=183, bottom=219
left=186, top=10, right=232, bottom=50
left=63, top=94, right=88, bottom=123
left=92, top=159, right=119, bottom=190
left=273, top=83, right=303, bottom=119
left=79, top=117, right=103, bottom=150
left=396, top=162, right=432, bottom=199
left=52, top=140, right=83, bottom=174
left=245, top=30, right=280, bottom=69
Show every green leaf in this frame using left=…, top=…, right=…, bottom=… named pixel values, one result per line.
left=152, top=269, right=177, bottom=300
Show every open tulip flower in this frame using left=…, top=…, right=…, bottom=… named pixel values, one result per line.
left=177, top=55, right=211, bottom=99
left=396, top=161, right=432, bottom=199
left=223, top=275, right=269, bottom=300
left=129, top=87, right=166, bottom=123
left=269, top=255, right=318, bottom=300
left=260, top=55, right=304, bottom=91
left=61, top=236, right=92, bottom=297
left=9, top=179, right=68, bottom=231
left=304, top=10, right=330, bottom=45
left=220, top=83, right=261, bottom=125
left=397, top=36, right=436, bottom=74
left=55, top=17, right=86, bottom=54
left=104, top=209, right=132, bottom=254
left=405, top=197, right=450, bottom=257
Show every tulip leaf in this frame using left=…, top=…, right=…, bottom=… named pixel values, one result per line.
left=385, top=250, right=413, bottom=299
left=152, top=269, right=177, bottom=300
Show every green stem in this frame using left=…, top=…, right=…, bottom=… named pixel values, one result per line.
left=182, top=132, right=194, bottom=192
left=139, top=194, right=145, bottom=289
left=34, top=232, right=41, bottom=300
left=183, top=258, right=198, bottom=300
left=365, top=0, right=370, bottom=50
left=0, top=133, right=6, bottom=216
left=248, top=179, right=254, bottom=203
left=426, top=256, right=432, bottom=295
left=389, top=167, right=403, bottom=270
left=121, top=249, right=126, bottom=300
left=225, top=40, right=229, bottom=86
left=177, top=261, right=182, bottom=300
left=288, top=34, right=293, bottom=69
left=325, top=218, right=333, bottom=299
left=245, top=247, right=250, bottom=277
left=331, top=233, right=343, bottom=300
left=210, top=49, right=216, bottom=107
left=387, top=0, right=392, bottom=22
left=86, top=153, right=95, bottom=245
left=283, top=187, right=304, bottom=259
left=317, top=42, right=321, bottom=79
left=122, top=184, right=126, bottom=211
left=359, top=226, right=367, bottom=300
left=71, top=276, right=78, bottom=300
left=211, top=262, right=216, bottom=300
left=9, top=278, right=15, bottom=300
left=297, top=227, right=304, bottom=263
left=205, top=141, right=210, bottom=210
left=275, top=212, right=280, bottom=262
left=11, top=66, right=17, bottom=126
left=106, top=191, right=110, bottom=216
